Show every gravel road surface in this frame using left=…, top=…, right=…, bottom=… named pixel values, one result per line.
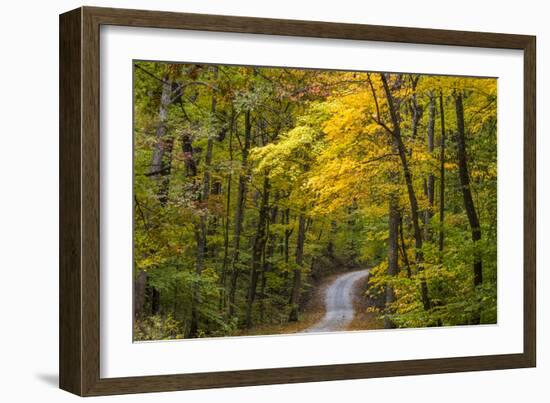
left=304, top=269, right=369, bottom=333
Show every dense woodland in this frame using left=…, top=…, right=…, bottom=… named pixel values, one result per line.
left=133, top=61, right=497, bottom=340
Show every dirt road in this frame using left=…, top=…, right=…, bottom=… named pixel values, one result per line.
left=304, top=269, right=369, bottom=333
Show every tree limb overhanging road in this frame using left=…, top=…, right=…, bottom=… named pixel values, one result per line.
left=305, top=269, right=369, bottom=333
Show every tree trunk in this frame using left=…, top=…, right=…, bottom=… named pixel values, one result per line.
left=438, top=92, right=446, bottom=255
left=136, top=75, right=173, bottom=318
left=219, top=173, right=231, bottom=310
left=409, top=75, right=422, bottom=140
left=288, top=213, right=306, bottom=322
left=150, top=75, right=174, bottom=206
left=424, top=94, right=435, bottom=241
left=245, top=175, right=270, bottom=327
left=219, top=118, right=234, bottom=310
left=202, top=68, right=217, bottom=203
left=284, top=208, right=292, bottom=265
left=183, top=128, right=203, bottom=338
left=181, top=131, right=197, bottom=178
left=399, top=212, right=411, bottom=278
left=385, top=196, right=400, bottom=328
left=454, top=92, right=483, bottom=304
left=228, top=110, right=252, bottom=316
left=194, top=69, right=219, bottom=315
left=380, top=74, right=430, bottom=311
left=260, top=196, right=279, bottom=321
left=134, top=270, right=148, bottom=319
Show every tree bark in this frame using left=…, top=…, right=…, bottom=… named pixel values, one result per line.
left=245, top=175, right=270, bottom=327
left=228, top=110, right=252, bottom=316
left=196, top=68, right=218, bottom=296
left=219, top=117, right=234, bottom=310
left=288, top=213, right=306, bottom=322
left=424, top=94, right=435, bottom=241
left=409, top=75, right=422, bottom=140
left=202, top=67, right=217, bottom=203
left=438, top=92, right=446, bottom=255
left=150, top=75, right=174, bottom=206
left=284, top=208, right=293, bottom=265
left=181, top=132, right=197, bottom=178
left=385, top=196, right=400, bottom=328
left=454, top=92, right=483, bottom=293
left=260, top=195, right=278, bottom=322
left=136, top=74, right=173, bottom=318
left=399, top=212, right=412, bottom=278
left=134, top=269, right=148, bottom=319
left=183, top=129, right=203, bottom=338
left=380, top=74, right=430, bottom=311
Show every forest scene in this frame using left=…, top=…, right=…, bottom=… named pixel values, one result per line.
left=133, top=61, right=497, bottom=341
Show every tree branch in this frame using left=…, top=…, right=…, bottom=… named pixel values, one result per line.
left=366, top=73, right=395, bottom=137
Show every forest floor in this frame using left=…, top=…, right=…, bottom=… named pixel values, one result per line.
left=348, top=274, right=384, bottom=331
left=235, top=276, right=329, bottom=336
left=238, top=269, right=383, bottom=337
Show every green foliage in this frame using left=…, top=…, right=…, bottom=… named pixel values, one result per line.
left=133, top=62, right=497, bottom=339
left=134, top=314, right=184, bottom=341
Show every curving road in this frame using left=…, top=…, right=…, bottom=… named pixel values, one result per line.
left=304, top=269, right=369, bottom=333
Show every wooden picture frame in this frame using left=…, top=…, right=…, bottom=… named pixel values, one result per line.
left=59, top=6, right=536, bottom=396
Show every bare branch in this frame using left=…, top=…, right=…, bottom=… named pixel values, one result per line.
left=366, top=73, right=395, bottom=137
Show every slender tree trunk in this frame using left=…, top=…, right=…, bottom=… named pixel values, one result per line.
left=219, top=174, right=231, bottom=310
left=149, top=289, right=160, bottom=316
left=136, top=75, right=173, bottom=318
left=219, top=119, right=234, bottom=310
left=399, top=212, right=412, bottom=278
left=380, top=74, right=430, bottom=311
left=202, top=67, right=217, bottom=203
left=228, top=179, right=247, bottom=314
left=182, top=128, right=203, bottom=337
left=181, top=132, right=197, bottom=177
left=284, top=208, right=292, bottom=265
left=197, top=70, right=217, bottom=264
left=259, top=198, right=278, bottom=322
left=409, top=75, right=422, bottom=140
left=228, top=110, right=252, bottom=316
left=347, top=200, right=358, bottom=261
left=150, top=75, right=174, bottom=205
left=424, top=94, right=435, bottom=241
left=439, top=92, right=446, bottom=256
left=288, top=213, right=306, bottom=322
left=454, top=92, right=483, bottom=324
left=385, top=196, right=400, bottom=328
left=327, top=220, right=336, bottom=258
left=245, top=175, right=270, bottom=327
left=134, top=270, right=148, bottom=318
left=259, top=244, right=268, bottom=322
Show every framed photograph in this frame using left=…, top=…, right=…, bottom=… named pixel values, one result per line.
left=59, top=6, right=536, bottom=396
